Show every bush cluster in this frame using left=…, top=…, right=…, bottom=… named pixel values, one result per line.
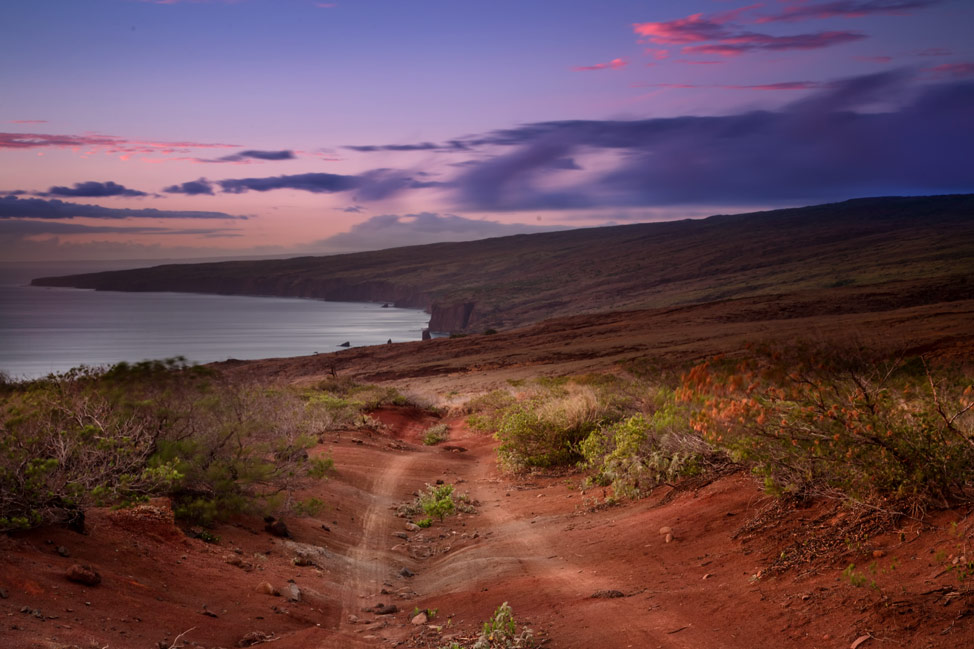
left=0, top=358, right=394, bottom=531
left=680, top=348, right=974, bottom=512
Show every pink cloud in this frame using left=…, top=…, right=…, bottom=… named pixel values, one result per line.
left=855, top=55, right=894, bottom=63
left=9, top=119, right=48, bottom=124
left=0, top=132, right=238, bottom=158
left=634, top=80, right=822, bottom=91
left=634, top=11, right=865, bottom=58
left=757, top=1, right=943, bottom=24
left=572, top=58, right=629, bottom=72
left=673, top=59, right=725, bottom=65
left=927, top=62, right=974, bottom=79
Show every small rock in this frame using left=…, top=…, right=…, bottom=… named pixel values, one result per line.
left=348, top=615, right=359, bottom=624
left=374, top=603, right=398, bottom=615
left=435, top=479, right=444, bottom=485
left=202, top=610, right=218, bottom=618
left=238, top=630, right=274, bottom=647
left=405, top=523, right=421, bottom=532
left=292, top=555, right=317, bottom=567
left=872, top=550, right=885, bottom=559
left=65, top=564, right=101, bottom=586
left=659, top=526, right=672, bottom=536
left=411, top=611, right=428, bottom=625
left=263, top=517, right=290, bottom=538
left=394, top=532, right=409, bottom=540
left=590, top=590, right=625, bottom=599
left=399, top=567, right=415, bottom=578
left=0, top=588, right=8, bottom=599
left=56, top=546, right=70, bottom=557
left=321, top=524, right=331, bottom=532
left=665, top=533, right=673, bottom=543
left=255, top=582, right=280, bottom=596
left=286, top=584, right=302, bottom=602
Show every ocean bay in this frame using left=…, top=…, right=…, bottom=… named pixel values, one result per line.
left=0, top=282, right=430, bottom=380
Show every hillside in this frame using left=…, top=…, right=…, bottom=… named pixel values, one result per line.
left=32, top=194, right=974, bottom=332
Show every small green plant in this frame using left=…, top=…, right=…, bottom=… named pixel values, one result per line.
left=475, top=602, right=534, bottom=649
left=423, top=423, right=450, bottom=445
left=398, top=482, right=474, bottom=523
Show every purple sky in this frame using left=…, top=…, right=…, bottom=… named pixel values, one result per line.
left=2, top=0, right=972, bottom=262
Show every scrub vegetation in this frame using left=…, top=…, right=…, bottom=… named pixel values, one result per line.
left=467, top=346, right=974, bottom=517
left=0, top=358, right=405, bottom=531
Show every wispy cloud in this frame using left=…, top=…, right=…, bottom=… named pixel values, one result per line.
left=572, top=58, right=629, bottom=72
left=164, top=169, right=442, bottom=200
left=38, top=181, right=149, bottom=198
left=0, top=219, right=241, bottom=237
left=201, top=149, right=297, bottom=163
left=0, top=131, right=237, bottom=158
left=344, top=141, right=469, bottom=153
left=8, top=120, right=48, bottom=124
left=757, top=1, right=943, bottom=24
left=0, top=196, right=245, bottom=220
left=927, top=62, right=974, bottom=79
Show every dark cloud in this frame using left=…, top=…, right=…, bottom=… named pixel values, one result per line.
left=312, top=212, right=564, bottom=253
left=163, top=178, right=216, bottom=195
left=176, top=169, right=442, bottom=200
left=345, top=140, right=470, bottom=153
left=0, top=195, right=244, bottom=220
left=0, top=219, right=240, bottom=237
left=340, top=205, right=365, bottom=213
left=447, top=71, right=974, bottom=210
left=205, top=149, right=296, bottom=163
left=683, top=31, right=865, bottom=56
left=218, top=172, right=359, bottom=194
left=758, top=1, right=943, bottom=23
left=41, top=181, right=148, bottom=198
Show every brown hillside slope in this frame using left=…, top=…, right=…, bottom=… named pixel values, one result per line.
left=32, top=194, right=974, bottom=332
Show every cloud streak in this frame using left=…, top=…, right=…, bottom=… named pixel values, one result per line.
left=202, top=149, right=297, bottom=163
left=164, top=169, right=442, bottom=200
left=0, top=196, right=245, bottom=220
left=757, top=1, right=943, bottom=24
left=573, top=58, right=629, bottom=72
left=0, top=131, right=237, bottom=157
left=40, top=181, right=149, bottom=198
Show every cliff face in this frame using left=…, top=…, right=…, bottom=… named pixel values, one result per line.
left=428, top=302, right=477, bottom=333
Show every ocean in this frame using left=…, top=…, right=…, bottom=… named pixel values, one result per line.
left=0, top=261, right=430, bottom=380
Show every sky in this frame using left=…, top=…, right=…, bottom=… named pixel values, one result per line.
left=1, top=0, right=972, bottom=262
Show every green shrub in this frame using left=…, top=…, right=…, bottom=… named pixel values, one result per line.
left=579, top=396, right=705, bottom=499
left=0, top=359, right=343, bottom=531
left=681, top=349, right=974, bottom=512
left=398, top=482, right=474, bottom=524
left=466, top=390, right=517, bottom=432
left=423, top=423, right=450, bottom=445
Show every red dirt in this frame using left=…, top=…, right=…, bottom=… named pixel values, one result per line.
left=2, top=408, right=972, bottom=649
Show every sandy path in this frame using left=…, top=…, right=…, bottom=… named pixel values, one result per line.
left=338, top=451, right=415, bottom=627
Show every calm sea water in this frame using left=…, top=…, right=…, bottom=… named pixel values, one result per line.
left=0, top=262, right=430, bottom=380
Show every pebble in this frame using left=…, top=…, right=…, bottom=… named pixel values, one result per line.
left=659, top=526, right=672, bottom=536
left=286, top=584, right=302, bottom=602
left=255, top=581, right=280, bottom=596
left=411, top=611, right=428, bottom=625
